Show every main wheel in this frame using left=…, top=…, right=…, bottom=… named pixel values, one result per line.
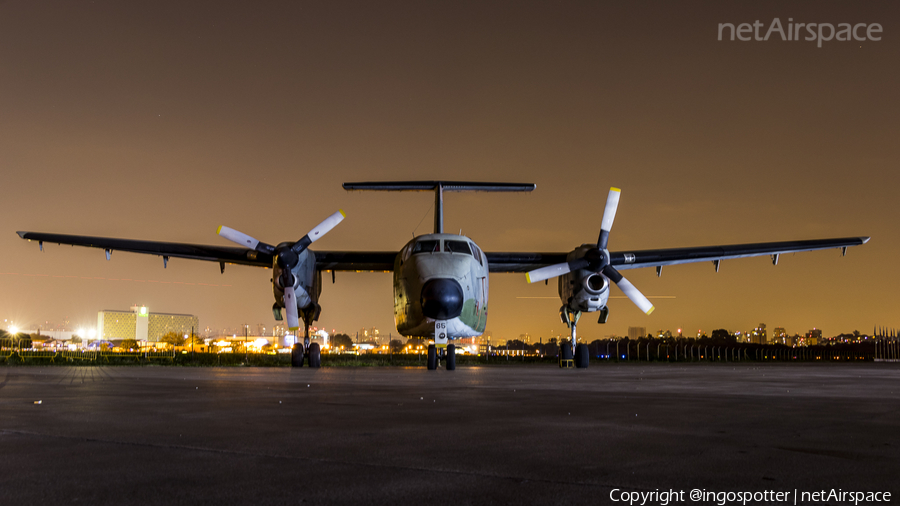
left=575, top=343, right=589, bottom=368
left=560, top=341, right=574, bottom=360
left=427, top=344, right=437, bottom=370
left=308, top=342, right=321, bottom=368
left=291, top=343, right=305, bottom=367
left=446, top=344, right=456, bottom=371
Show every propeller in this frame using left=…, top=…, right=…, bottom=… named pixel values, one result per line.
left=218, top=210, right=346, bottom=330
left=525, top=188, right=655, bottom=315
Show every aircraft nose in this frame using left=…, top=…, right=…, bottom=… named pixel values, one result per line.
left=420, top=278, right=464, bottom=320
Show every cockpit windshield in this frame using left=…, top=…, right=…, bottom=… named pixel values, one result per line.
left=444, top=240, right=472, bottom=255
left=412, top=240, right=440, bottom=254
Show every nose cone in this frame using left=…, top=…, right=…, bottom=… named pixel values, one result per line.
left=420, top=278, right=464, bottom=320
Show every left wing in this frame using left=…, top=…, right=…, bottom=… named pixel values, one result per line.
left=610, top=236, right=869, bottom=270
left=486, top=236, right=869, bottom=273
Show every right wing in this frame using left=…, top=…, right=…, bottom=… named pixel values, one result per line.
left=17, top=231, right=272, bottom=267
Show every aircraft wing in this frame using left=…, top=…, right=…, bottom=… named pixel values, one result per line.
left=313, top=251, right=396, bottom=272
left=485, top=252, right=569, bottom=273
left=17, top=231, right=273, bottom=267
left=16, top=231, right=398, bottom=272
left=609, top=237, right=869, bottom=270
left=486, top=237, right=869, bottom=273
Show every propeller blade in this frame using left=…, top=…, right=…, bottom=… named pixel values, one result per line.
left=525, top=258, right=590, bottom=283
left=217, top=226, right=274, bottom=254
left=292, top=210, right=346, bottom=254
left=597, top=187, right=620, bottom=250
left=284, top=286, right=300, bottom=331
left=602, top=265, right=654, bottom=315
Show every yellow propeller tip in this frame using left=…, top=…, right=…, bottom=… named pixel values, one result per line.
left=525, top=273, right=532, bottom=284
left=216, top=226, right=223, bottom=234
left=288, top=326, right=300, bottom=331
left=339, top=209, right=346, bottom=218
left=646, top=306, right=655, bottom=315
left=610, top=187, right=621, bottom=193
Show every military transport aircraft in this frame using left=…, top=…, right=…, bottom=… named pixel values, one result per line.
left=17, top=181, right=869, bottom=370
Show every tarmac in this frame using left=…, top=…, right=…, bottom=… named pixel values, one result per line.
left=1, top=362, right=898, bottom=505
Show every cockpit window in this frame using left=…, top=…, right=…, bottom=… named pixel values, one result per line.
left=472, top=244, right=483, bottom=265
left=444, top=240, right=472, bottom=255
left=412, top=240, right=440, bottom=254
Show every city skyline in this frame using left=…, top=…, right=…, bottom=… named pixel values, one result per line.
left=2, top=2, right=897, bottom=342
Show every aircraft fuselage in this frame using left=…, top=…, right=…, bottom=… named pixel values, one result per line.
left=393, top=233, right=489, bottom=339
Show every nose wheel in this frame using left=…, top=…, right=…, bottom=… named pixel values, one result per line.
left=426, top=343, right=456, bottom=371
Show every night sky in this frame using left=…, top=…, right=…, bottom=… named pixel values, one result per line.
left=2, top=1, right=897, bottom=340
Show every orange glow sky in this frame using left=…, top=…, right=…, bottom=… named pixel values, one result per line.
left=1, top=1, right=897, bottom=340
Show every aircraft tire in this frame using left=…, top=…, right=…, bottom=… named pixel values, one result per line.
left=560, top=341, right=574, bottom=361
left=446, top=344, right=456, bottom=371
left=291, top=343, right=305, bottom=368
left=427, top=344, right=437, bottom=370
left=308, top=342, right=321, bottom=368
left=575, top=343, right=589, bottom=368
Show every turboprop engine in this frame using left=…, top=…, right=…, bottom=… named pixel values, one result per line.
left=217, top=210, right=345, bottom=332
left=528, top=187, right=654, bottom=318
left=561, top=254, right=610, bottom=314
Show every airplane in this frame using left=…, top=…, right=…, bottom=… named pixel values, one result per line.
left=17, top=181, right=869, bottom=370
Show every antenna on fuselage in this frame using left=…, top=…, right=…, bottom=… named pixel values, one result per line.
left=343, top=181, right=536, bottom=234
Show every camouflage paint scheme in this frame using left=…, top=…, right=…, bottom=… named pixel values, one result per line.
left=392, top=233, right=489, bottom=339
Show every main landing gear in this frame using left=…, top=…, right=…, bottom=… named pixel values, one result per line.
left=291, top=340, right=322, bottom=368
left=290, top=319, right=322, bottom=368
left=560, top=306, right=590, bottom=369
left=426, top=343, right=456, bottom=371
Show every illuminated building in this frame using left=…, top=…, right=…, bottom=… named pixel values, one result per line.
left=97, top=306, right=199, bottom=342
left=628, top=326, right=647, bottom=340
left=751, top=323, right=767, bottom=345
left=773, top=327, right=788, bottom=345
left=806, top=328, right=822, bottom=346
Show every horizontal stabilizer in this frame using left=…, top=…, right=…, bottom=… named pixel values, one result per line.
left=343, top=181, right=535, bottom=192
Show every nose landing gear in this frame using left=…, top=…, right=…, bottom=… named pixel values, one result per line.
left=426, top=343, right=456, bottom=371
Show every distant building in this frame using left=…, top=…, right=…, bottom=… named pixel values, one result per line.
left=772, top=327, right=788, bottom=345
left=628, top=326, right=647, bottom=340
left=806, top=328, right=822, bottom=346
left=751, top=324, right=767, bottom=345
left=98, top=306, right=198, bottom=342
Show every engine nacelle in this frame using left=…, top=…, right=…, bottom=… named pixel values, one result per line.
left=558, top=244, right=611, bottom=314
left=560, top=272, right=609, bottom=314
